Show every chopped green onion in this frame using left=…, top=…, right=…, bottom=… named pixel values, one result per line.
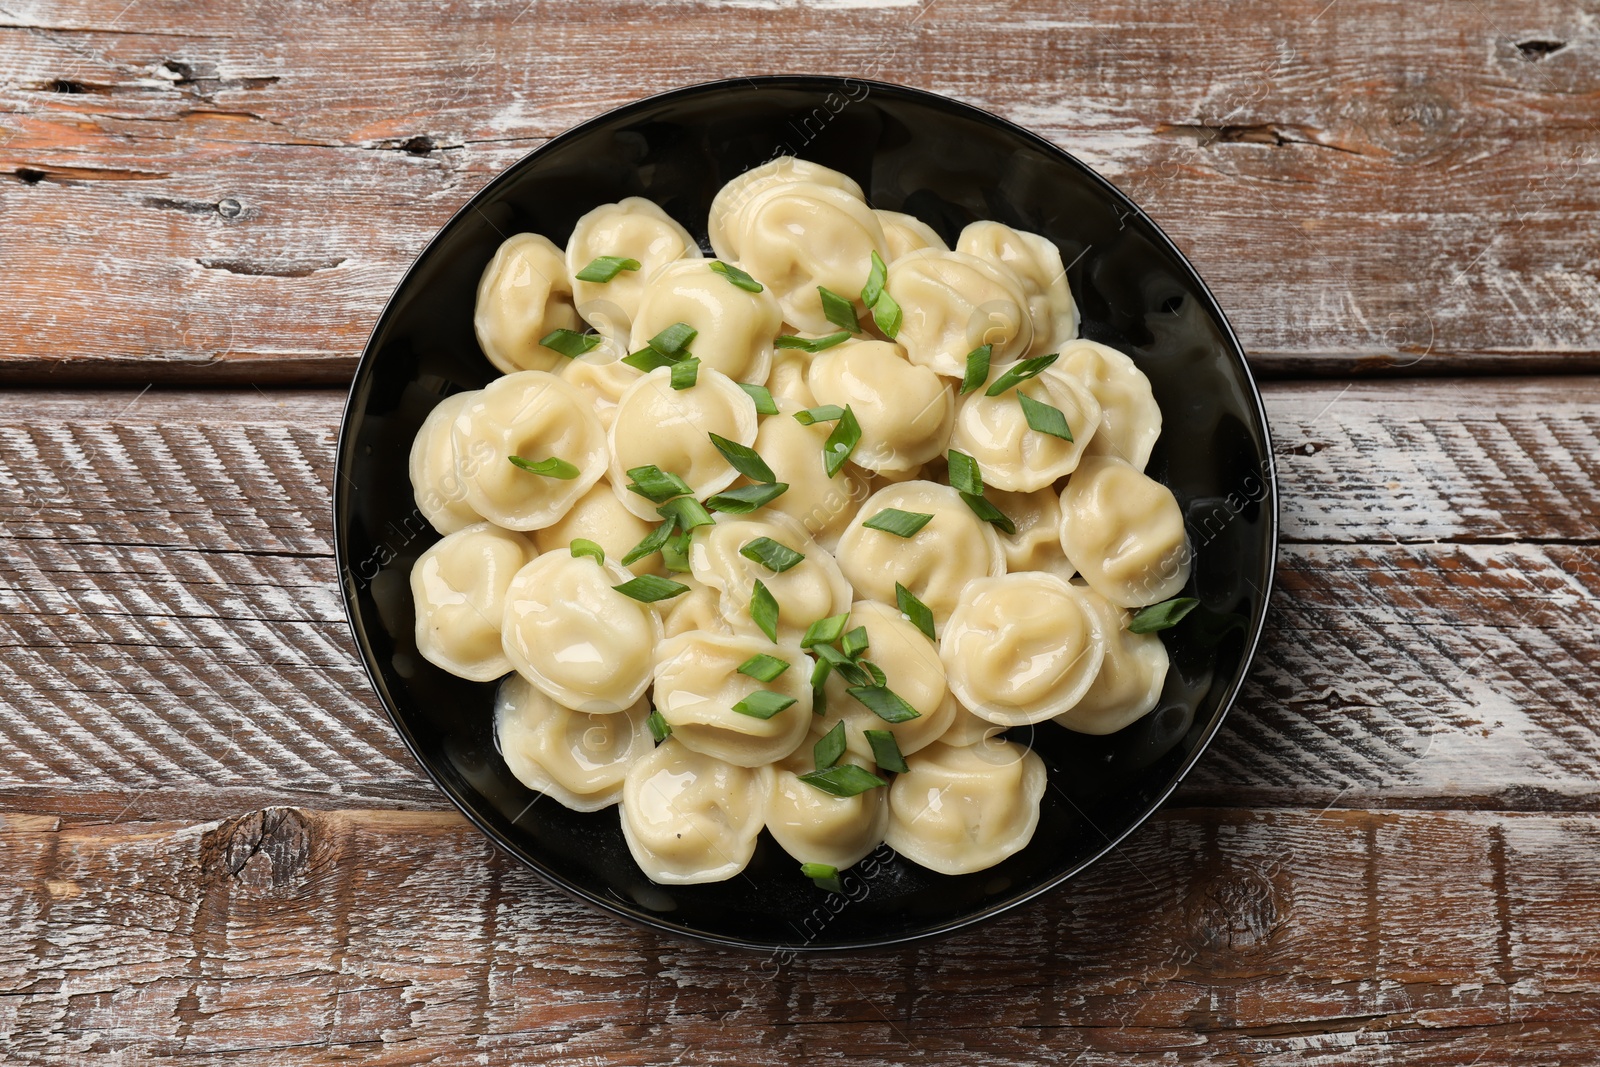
left=857, top=659, right=888, bottom=687
left=539, top=328, right=601, bottom=358
left=960, top=491, right=1017, bottom=535
left=670, top=356, right=700, bottom=390
left=810, top=656, right=831, bottom=715
left=1128, top=596, right=1201, bottom=634
left=814, top=643, right=871, bottom=687
left=622, top=347, right=678, bottom=373
left=646, top=709, right=672, bottom=743
left=660, top=527, right=693, bottom=573
left=985, top=352, right=1060, bottom=397
left=625, top=465, right=693, bottom=503
left=799, top=764, right=887, bottom=798
left=800, top=612, right=850, bottom=648
left=813, top=721, right=846, bottom=770
left=1019, top=392, right=1074, bottom=440
left=775, top=331, right=852, bottom=353
left=738, top=653, right=792, bottom=683
left=648, top=321, right=698, bottom=357
left=793, top=405, right=846, bottom=426
left=621, top=517, right=676, bottom=566
left=657, top=496, right=714, bottom=532
left=708, top=432, right=777, bottom=483
left=709, top=260, right=764, bottom=292
left=740, top=536, right=805, bottom=573
left=821, top=405, right=862, bottom=477
left=860, top=250, right=888, bottom=308
left=574, top=255, right=641, bottom=283
left=569, top=538, right=605, bottom=565
left=739, top=382, right=778, bottom=415
left=840, top=625, right=869, bottom=659
left=862, top=508, right=933, bottom=538
left=895, top=582, right=935, bottom=641
left=847, top=685, right=921, bottom=723
left=508, top=455, right=580, bottom=479
left=704, top=482, right=789, bottom=514
left=871, top=288, right=902, bottom=339
left=818, top=286, right=861, bottom=332
left=864, top=729, right=908, bottom=774
left=801, top=861, right=845, bottom=894
left=750, top=579, right=780, bottom=642
left=612, top=574, right=690, bottom=602
left=947, top=449, right=983, bottom=496
left=960, top=344, right=992, bottom=395
left=732, top=689, right=797, bottom=720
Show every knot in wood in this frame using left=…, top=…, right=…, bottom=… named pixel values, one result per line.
left=200, top=807, right=315, bottom=891
left=1182, top=862, right=1289, bottom=955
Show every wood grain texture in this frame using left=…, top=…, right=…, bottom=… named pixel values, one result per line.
left=0, top=382, right=1595, bottom=815
left=5, top=805, right=1600, bottom=1064
left=2, top=0, right=1599, bottom=381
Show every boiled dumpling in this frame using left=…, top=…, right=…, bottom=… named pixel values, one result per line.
left=559, top=354, right=643, bottom=432
left=755, top=399, right=871, bottom=548
left=409, top=391, right=481, bottom=535
left=986, top=486, right=1075, bottom=580
left=766, top=347, right=817, bottom=410
left=884, top=249, right=1033, bottom=376
left=661, top=573, right=734, bottom=639
left=877, top=209, right=948, bottom=259
left=567, top=197, right=700, bottom=344
left=1054, top=339, right=1162, bottom=471
left=620, top=740, right=771, bottom=884
left=495, top=674, right=652, bottom=811
left=531, top=479, right=657, bottom=576
left=410, top=521, right=534, bottom=681
left=474, top=232, right=583, bottom=374
left=1059, top=455, right=1190, bottom=607
left=607, top=367, right=759, bottom=521
left=628, top=259, right=781, bottom=383
left=652, top=630, right=813, bottom=767
left=814, top=600, right=955, bottom=761
left=708, top=156, right=866, bottom=262
left=806, top=338, right=955, bottom=476
left=767, top=745, right=889, bottom=869
left=688, top=510, right=853, bottom=643
left=949, top=363, right=1101, bottom=492
left=884, top=740, right=1046, bottom=876
left=1054, top=590, right=1169, bottom=735
left=956, top=221, right=1079, bottom=354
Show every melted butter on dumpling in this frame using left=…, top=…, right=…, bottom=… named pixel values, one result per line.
left=884, top=740, right=1046, bottom=876
left=956, top=221, right=1079, bottom=355
left=884, top=248, right=1033, bottom=376
left=411, top=521, right=535, bottom=682
left=653, top=630, right=813, bottom=767
left=607, top=366, right=758, bottom=521
left=495, top=674, right=652, bottom=812
left=474, top=233, right=583, bottom=374
left=620, top=739, right=772, bottom=885
left=628, top=259, right=781, bottom=384
left=1059, top=455, right=1190, bottom=607
left=806, top=338, right=954, bottom=477
left=567, top=197, right=700, bottom=344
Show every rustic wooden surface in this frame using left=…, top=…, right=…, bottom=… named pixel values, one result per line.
left=3, top=1, right=1599, bottom=1063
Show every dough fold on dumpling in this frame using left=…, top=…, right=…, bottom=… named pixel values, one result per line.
left=956, top=221, right=1079, bottom=354
left=733, top=182, right=888, bottom=334
left=767, top=745, right=889, bottom=869
left=949, top=363, right=1101, bottom=492
left=1054, top=339, right=1162, bottom=471
left=708, top=156, right=866, bottom=262
left=688, top=510, right=853, bottom=644
left=884, top=740, right=1046, bottom=876
left=1053, top=591, right=1169, bottom=735
left=531, top=479, right=657, bottom=576
left=806, top=338, right=955, bottom=477
left=628, top=259, right=781, bottom=383
left=877, top=210, right=948, bottom=259
left=411, top=521, right=535, bottom=681
left=410, top=391, right=482, bottom=535
left=567, top=197, right=700, bottom=344
left=620, top=740, right=772, bottom=884
left=813, top=601, right=954, bottom=761
left=884, top=249, right=1033, bottom=376
left=474, top=233, right=583, bottom=374
left=1059, top=455, right=1190, bottom=607
left=495, top=674, right=653, bottom=811
left=653, top=630, right=813, bottom=767
left=607, top=367, right=758, bottom=521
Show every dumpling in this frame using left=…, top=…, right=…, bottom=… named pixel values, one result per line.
left=956, top=221, right=1079, bottom=353
left=1054, top=591, right=1169, bottom=735
left=755, top=399, right=871, bottom=548
left=766, top=348, right=817, bottom=410
left=938, top=702, right=1008, bottom=748
left=628, top=259, right=781, bottom=383
left=501, top=551, right=663, bottom=713
left=410, top=521, right=535, bottom=682
left=767, top=745, right=889, bottom=869
left=607, top=367, right=759, bottom=521
left=806, top=339, right=955, bottom=476
left=877, top=209, right=948, bottom=259
left=652, top=630, right=813, bottom=767
left=941, top=572, right=1107, bottom=726
left=814, top=600, right=955, bottom=761
left=661, top=573, right=733, bottom=639
left=733, top=182, right=889, bottom=334
left=884, top=249, right=1033, bottom=376
left=986, top=486, right=1075, bottom=580
left=708, top=156, right=866, bottom=262
left=450, top=371, right=608, bottom=531
left=1059, top=455, right=1190, bottom=607
left=531, top=479, right=657, bottom=576
left=409, top=391, right=481, bottom=535
left=949, top=364, right=1102, bottom=491
left=834, top=481, right=1005, bottom=627
left=688, top=510, right=854, bottom=643
left=566, top=197, right=700, bottom=344
left=1054, top=339, right=1162, bottom=471
left=559, top=354, right=643, bottom=431
left=620, top=739, right=771, bottom=885
left=494, top=674, right=652, bottom=811
left=884, top=740, right=1046, bottom=876
left=474, top=232, right=583, bottom=374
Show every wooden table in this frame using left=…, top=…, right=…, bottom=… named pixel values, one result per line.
left=4, top=2, right=1597, bottom=1062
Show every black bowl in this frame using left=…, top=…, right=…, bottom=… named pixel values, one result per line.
left=335, top=76, right=1277, bottom=952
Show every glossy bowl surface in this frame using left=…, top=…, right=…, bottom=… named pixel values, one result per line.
left=335, top=76, right=1276, bottom=951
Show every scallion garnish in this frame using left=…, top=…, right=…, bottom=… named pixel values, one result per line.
left=704, top=482, right=788, bottom=514
left=793, top=405, right=846, bottom=426
left=648, top=321, right=698, bottom=357
left=857, top=659, right=887, bottom=687
left=860, top=250, right=888, bottom=308
left=800, top=612, right=850, bottom=648
left=732, top=689, right=797, bottom=720
left=810, top=656, right=831, bottom=715
left=657, top=496, right=714, bottom=532
left=960, top=491, right=1017, bottom=535
left=621, top=517, right=676, bottom=566
left=801, top=861, right=845, bottom=894
left=574, top=255, right=641, bottom=283
left=670, top=356, right=700, bottom=390
left=864, top=729, right=908, bottom=774
left=622, top=347, right=678, bottom=373
left=871, top=288, right=902, bottom=339
left=813, top=721, right=846, bottom=770
left=750, top=579, right=780, bottom=642
left=840, top=625, right=869, bottom=659
left=895, top=582, right=936, bottom=641
left=818, top=286, right=861, bottom=333
left=947, top=449, right=983, bottom=496
left=738, top=653, right=792, bottom=683
left=821, top=405, right=861, bottom=477
left=960, top=344, right=992, bottom=395
left=985, top=352, right=1059, bottom=396
left=1019, top=392, right=1073, bottom=440
left=508, top=455, right=580, bottom=479
left=775, top=331, right=852, bottom=353
left=739, top=382, right=778, bottom=415
left=612, top=574, right=690, bottom=602
left=646, top=709, right=672, bottom=743
left=660, top=527, right=693, bottom=573
left=862, top=508, right=933, bottom=538
left=569, top=538, right=605, bottom=565
left=740, top=536, right=804, bottom=573
left=1128, top=597, right=1201, bottom=634
left=539, top=328, right=602, bottom=358
left=813, top=643, right=869, bottom=687
left=847, top=685, right=921, bottom=723
left=708, top=432, right=777, bottom=483
left=708, top=260, right=764, bottom=292
left=625, top=465, right=693, bottom=503
left=799, top=763, right=887, bottom=798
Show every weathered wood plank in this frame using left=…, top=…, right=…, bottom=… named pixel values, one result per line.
left=1, top=0, right=1598, bottom=380
left=4, top=805, right=1599, bottom=1064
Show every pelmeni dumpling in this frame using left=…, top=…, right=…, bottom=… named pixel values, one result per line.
left=835, top=481, right=1005, bottom=626
left=884, top=740, right=1047, bottom=876
left=938, top=703, right=1008, bottom=748
left=411, top=522, right=535, bottom=681
left=815, top=600, right=955, bottom=761
left=567, top=197, right=700, bottom=343
left=559, top=354, right=642, bottom=431
left=410, top=391, right=481, bottom=534
left=661, top=573, right=733, bottom=639
left=1054, top=339, right=1162, bottom=471
left=767, top=746, right=889, bottom=869
left=766, top=348, right=817, bottom=410
left=1060, top=455, right=1190, bottom=607
left=620, top=740, right=771, bottom=885
left=877, top=210, right=948, bottom=260
left=987, top=487, right=1075, bottom=580
left=807, top=339, right=955, bottom=476
left=949, top=365, right=1102, bottom=492
left=756, top=400, right=871, bottom=548
left=708, top=156, right=866, bottom=262
left=474, top=233, right=583, bottom=374
left=501, top=552, right=663, bottom=713
left=531, top=479, right=657, bottom=576
left=607, top=367, right=758, bottom=521
left=451, top=371, right=607, bottom=531
left=1055, top=591, right=1169, bottom=735
left=652, top=631, right=813, bottom=767
left=941, top=572, right=1107, bottom=726
left=628, top=259, right=781, bottom=383
left=734, top=182, right=888, bottom=334
left=689, top=511, right=853, bottom=643
left=957, top=221, right=1079, bottom=353
left=884, top=249, right=1033, bottom=376
left=494, top=674, right=652, bottom=811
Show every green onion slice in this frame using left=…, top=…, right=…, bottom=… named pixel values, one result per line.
left=895, top=582, right=935, bottom=641
left=569, top=538, right=605, bottom=565
left=657, top=495, right=714, bottom=532
left=621, top=517, right=676, bottom=566
left=1019, top=392, right=1073, bottom=440
left=818, top=286, right=861, bottom=332
left=708, top=433, right=777, bottom=483
left=738, top=653, right=791, bottom=683
left=860, top=250, right=888, bottom=308
left=871, top=288, right=902, bottom=339
left=960, top=491, right=1017, bottom=535
left=508, top=455, right=579, bottom=479
left=799, top=764, right=887, bottom=798
left=862, top=508, right=933, bottom=538
left=704, top=482, right=788, bottom=514
left=625, top=465, right=692, bottom=503
left=801, top=861, right=845, bottom=894
left=660, top=527, right=693, bottom=573
left=622, top=347, right=678, bottom=373
left=539, top=328, right=602, bottom=358
left=646, top=709, right=672, bottom=743
left=800, top=612, right=850, bottom=648
left=731, top=689, right=797, bottom=720
left=648, top=321, right=698, bottom=357
left=669, top=356, right=700, bottom=390
left=1128, top=597, right=1201, bottom=634
left=847, top=685, right=921, bottom=723
left=840, top=625, right=869, bottom=659
left=740, top=536, right=805, bottom=573
left=739, top=382, right=778, bottom=415
left=985, top=352, right=1059, bottom=396
left=813, top=721, right=846, bottom=770
left=750, top=579, right=780, bottom=642
left=793, top=405, right=846, bottom=426
left=574, top=256, right=641, bottom=283
left=960, top=344, right=992, bottom=395
left=612, top=574, right=690, bottom=602
left=709, top=260, right=764, bottom=292
left=864, top=729, right=908, bottom=774
left=821, top=405, right=862, bottom=477
left=774, top=331, right=852, bottom=353
left=946, top=449, right=983, bottom=496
